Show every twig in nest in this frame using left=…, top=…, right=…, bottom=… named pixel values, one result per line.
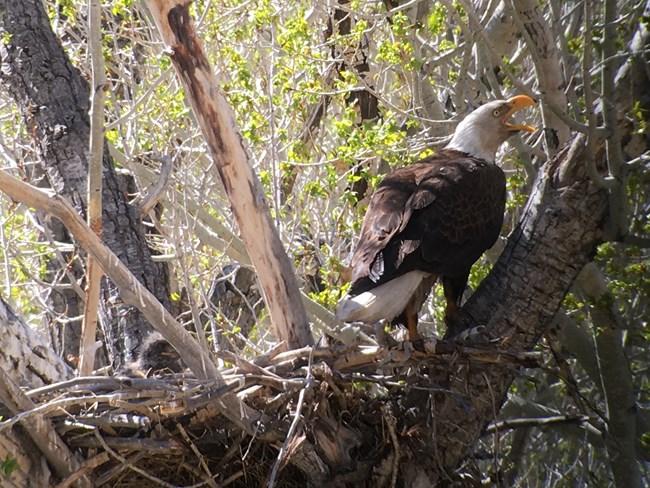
left=69, top=437, right=183, bottom=453
left=93, top=431, right=178, bottom=488
left=381, top=404, right=400, bottom=488
left=94, top=452, right=147, bottom=486
left=222, top=470, right=245, bottom=486
left=177, top=423, right=218, bottom=488
left=26, top=375, right=185, bottom=398
left=267, top=346, right=315, bottom=488
left=52, top=452, right=110, bottom=488
left=0, top=391, right=169, bottom=431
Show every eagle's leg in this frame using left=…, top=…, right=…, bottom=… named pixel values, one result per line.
left=442, top=272, right=470, bottom=331
left=404, top=302, right=420, bottom=341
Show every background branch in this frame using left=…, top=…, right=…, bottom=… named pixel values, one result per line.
left=575, top=263, right=643, bottom=488
left=0, top=170, right=261, bottom=434
left=78, top=0, right=108, bottom=376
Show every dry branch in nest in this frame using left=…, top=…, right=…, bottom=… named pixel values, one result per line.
left=1, top=339, right=542, bottom=486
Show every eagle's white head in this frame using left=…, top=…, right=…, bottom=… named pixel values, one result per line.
left=445, top=95, right=536, bottom=163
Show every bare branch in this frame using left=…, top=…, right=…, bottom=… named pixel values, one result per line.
left=143, top=0, right=313, bottom=350
left=601, top=0, right=629, bottom=240
left=575, top=262, right=643, bottom=488
left=484, top=414, right=594, bottom=436
left=0, top=169, right=262, bottom=434
left=78, top=0, right=109, bottom=377
left=583, top=0, right=615, bottom=190
left=138, top=156, right=174, bottom=217
left=508, top=0, right=570, bottom=155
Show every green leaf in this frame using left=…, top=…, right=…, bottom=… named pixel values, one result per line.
left=1, top=454, right=18, bottom=478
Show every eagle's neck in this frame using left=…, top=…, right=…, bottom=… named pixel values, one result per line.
left=444, top=126, right=499, bottom=163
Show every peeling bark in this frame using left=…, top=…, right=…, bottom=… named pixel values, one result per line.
left=144, top=0, right=313, bottom=350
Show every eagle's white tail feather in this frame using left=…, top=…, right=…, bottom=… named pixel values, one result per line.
left=336, top=271, right=432, bottom=324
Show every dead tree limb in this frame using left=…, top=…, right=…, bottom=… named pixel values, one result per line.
left=143, top=0, right=313, bottom=350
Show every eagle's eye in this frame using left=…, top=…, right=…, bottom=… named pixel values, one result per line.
left=492, top=107, right=503, bottom=117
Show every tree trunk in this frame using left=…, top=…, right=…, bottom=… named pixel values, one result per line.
left=398, top=134, right=608, bottom=484
left=0, top=296, right=76, bottom=487
left=0, top=0, right=172, bottom=370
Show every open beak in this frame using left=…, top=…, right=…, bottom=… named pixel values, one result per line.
left=502, top=95, right=536, bottom=132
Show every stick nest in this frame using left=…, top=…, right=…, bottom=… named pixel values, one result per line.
left=16, top=337, right=541, bottom=487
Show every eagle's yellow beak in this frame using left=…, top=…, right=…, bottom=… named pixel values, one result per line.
left=503, top=95, right=536, bottom=132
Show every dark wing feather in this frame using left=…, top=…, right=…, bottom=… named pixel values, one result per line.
left=348, top=149, right=506, bottom=295
left=349, top=170, right=417, bottom=283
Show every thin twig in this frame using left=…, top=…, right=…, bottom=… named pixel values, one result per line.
left=94, top=431, right=179, bottom=488
left=381, top=404, right=400, bottom=488
left=267, top=346, right=315, bottom=488
left=94, top=452, right=147, bottom=486
left=138, top=155, right=174, bottom=217
left=52, top=453, right=110, bottom=488
left=177, top=423, right=219, bottom=488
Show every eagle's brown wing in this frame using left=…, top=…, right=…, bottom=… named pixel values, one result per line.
left=348, top=149, right=506, bottom=296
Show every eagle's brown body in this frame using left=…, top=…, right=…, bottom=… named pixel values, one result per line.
left=336, top=95, right=536, bottom=339
left=349, top=149, right=505, bottom=300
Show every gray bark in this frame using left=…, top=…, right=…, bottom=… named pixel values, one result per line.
left=396, top=133, right=608, bottom=485
left=394, top=10, right=650, bottom=482
left=0, top=297, right=72, bottom=388
left=0, top=0, right=172, bottom=370
left=0, top=296, right=75, bottom=486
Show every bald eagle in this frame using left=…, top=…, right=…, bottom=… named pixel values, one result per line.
left=336, top=95, right=536, bottom=340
